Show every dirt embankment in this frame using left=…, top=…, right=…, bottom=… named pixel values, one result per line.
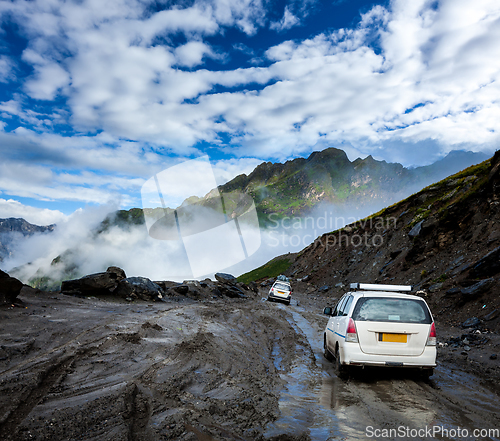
left=0, top=286, right=305, bottom=441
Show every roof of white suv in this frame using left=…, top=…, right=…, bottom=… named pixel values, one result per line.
left=347, top=291, right=425, bottom=301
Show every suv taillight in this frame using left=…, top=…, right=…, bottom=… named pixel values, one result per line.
left=345, top=318, right=359, bottom=343
left=426, top=322, right=436, bottom=346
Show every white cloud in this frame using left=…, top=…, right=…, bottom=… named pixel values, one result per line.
left=0, top=55, right=14, bottom=83
left=0, top=0, right=499, bottom=216
left=0, top=198, right=67, bottom=225
left=24, top=62, right=70, bottom=100
left=270, top=6, right=300, bottom=32
left=175, top=41, right=217, bottom=68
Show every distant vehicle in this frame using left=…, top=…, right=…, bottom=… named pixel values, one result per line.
left=268, top=280, right=292, bottom=305
left=323, top=283, right=436, bottom=378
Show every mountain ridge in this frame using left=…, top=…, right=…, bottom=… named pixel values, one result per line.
left=217, top=148, right=488, bottom=223
left=0, top=218, right=55, bottom=262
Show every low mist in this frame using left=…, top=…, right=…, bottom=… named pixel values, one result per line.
left=2, top=197, right=398, bottom=287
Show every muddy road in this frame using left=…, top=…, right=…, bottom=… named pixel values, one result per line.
left=1, top=289, right=499, bottom=440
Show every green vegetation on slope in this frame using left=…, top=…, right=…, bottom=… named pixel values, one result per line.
left=237, top=256, right=293, bottom=284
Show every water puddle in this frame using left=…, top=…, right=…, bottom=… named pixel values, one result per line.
left=264, top=307, right=367, bottom=440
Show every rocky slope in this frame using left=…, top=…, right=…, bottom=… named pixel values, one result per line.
left=243, top=151, right=500, bottom=333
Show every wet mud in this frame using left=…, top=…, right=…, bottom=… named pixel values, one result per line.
left=1, top=290, right=499, bottom=440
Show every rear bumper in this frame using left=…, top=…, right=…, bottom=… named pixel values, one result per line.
left=341, top=344, right=437, bottom=368
left=268, top=293, right=291, bottom=303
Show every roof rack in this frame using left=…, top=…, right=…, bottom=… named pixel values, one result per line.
left=350, top=283, right=412, bottom=293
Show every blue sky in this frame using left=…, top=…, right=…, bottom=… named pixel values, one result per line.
left=0, top=0, right=499, bottom=225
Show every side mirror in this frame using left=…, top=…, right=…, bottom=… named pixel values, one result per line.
left=323, top=307, right=332, bottom=316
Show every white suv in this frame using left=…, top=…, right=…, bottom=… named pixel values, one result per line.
left=268, top=281, right=292, bottom=305
left=323, top=283, right=436, bottom=378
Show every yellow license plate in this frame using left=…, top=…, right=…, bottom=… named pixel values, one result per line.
left=277, top=291, right=284, bottom=295
left=380, top=333, right=407, bottom=343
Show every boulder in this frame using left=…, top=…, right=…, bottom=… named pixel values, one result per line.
left=115, top=277, right=163, bottom=301
left=470, top=246, right=500, bottom=278
left=173, top=284, right=189, bottom=295
left=462, top=317, right=481, bottom=328
left=107, top=266, right=126, bottom=279
left=460, top=278, right=495, bottom=298
left=408, top=220, right=424, bottom=238
left=217, top=284, right=247, bottom=299
left=61, top=266, right=127, bottom=296
left=0, top=269, right=23, bottom=304
left=214, top=273, right=237, bottom=285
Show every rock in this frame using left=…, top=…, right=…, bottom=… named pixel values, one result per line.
left=0, top=269, right=23, bottom=304
left=173, top=285, right=189, bottom=295
left=107, top=266, right=126, bottom=279
left=460, top=278, right=495, bottom=298
left=248, top=281, right=258, bottom=293
left=211, top=287, right=222, bottom=297
left=389, top=249, right=403, bottom=259
left=61, top=266, right=127, bottom=296
left=484, top=309, right=499, bottom=321
left=115, top=277, right=163, bottom=301
left=470, top=246, right=500, bottom=278
left=408, top=220, right=424, bottom=238
left=217, top=284, right=246, bottom=299
left=462, top=317, right=481, bottom=328
left=490, top=354, right=498, bottom=360
left=451, top=263, right=471, bottom=276
left=421, top=216, right=438, bottom=232
left=428, top=283, right=443, bottom=293
left=445, top=287, right=462, bottom=296
left=318, top=285, right=330, bottom=292
left=214, top=273, right=237, bottom=285
left=183, top=280, right=201, bottom=288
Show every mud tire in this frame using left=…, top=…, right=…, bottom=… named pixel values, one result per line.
left=334, top=347, right=349, bottom=379
left=420, top=368, right=434, bottom=380
left=324, top=337, right=334, bottom=361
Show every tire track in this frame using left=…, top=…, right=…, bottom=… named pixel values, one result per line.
left=0, top=355, right=75, bottom=440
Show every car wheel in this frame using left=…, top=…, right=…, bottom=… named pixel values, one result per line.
left=324, top=337, right=334, bottom=361
left=334, top=347, right=349, bottom=379
left=420, top=368, right=433, bottom=380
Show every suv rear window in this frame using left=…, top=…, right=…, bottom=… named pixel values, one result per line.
left=273, top=282, right=290, bottom=291
left=351, top=297, right=432, bottom=324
